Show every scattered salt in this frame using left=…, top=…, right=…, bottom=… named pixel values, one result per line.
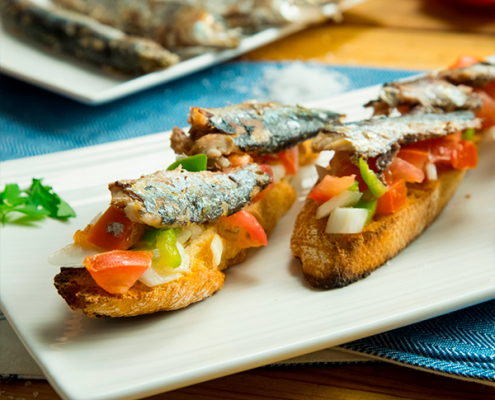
left=252, top=62, right=349, bottom=104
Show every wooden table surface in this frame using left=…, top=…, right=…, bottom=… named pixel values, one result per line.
left=2, top=0, right=494, bottom=399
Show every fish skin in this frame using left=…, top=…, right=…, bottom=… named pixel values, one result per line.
left=110, top=164, right=271, bottom=228
left=186, top=101, right=342, bottom=156
left=312, top=111, right=482, bottom=171
left=1, top=0, right=179, bottom=75
left=365, top=77, right=482, bottom=116
left=437, top=61, right=495, bottom=87
left=52, top=0, right=241, bottom=49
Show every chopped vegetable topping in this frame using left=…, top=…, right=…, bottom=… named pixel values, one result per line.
left=397, top=148, right=429, bottom=170
left=448, top=55, right=481, bottom=69
left=325, top=208, right=368, bottom=234
left=84, top=250, right=152, bottom=294
left=359, top=158, right=388, bottom=198
left=277, top=146, right=299, bottom=175
left=474, top=89, right=495, bottom=129
left=167, top=154, right=208, bottom=172
left=75, top=206, right=145, bottom=251
left=462, top=128, right=476, bottom=141
left=0, top=179, right=75, bottom=225
left=309, top=175, right=356, bottom=203
left=388, top=157, right=425, bottom=183
left=452, top=141, right=478, bottom=170
left=220, top=210, right=267, bottom=248
left=376, top=180, right=407, bottom=215
left=156, top=229, right=182, bottom=269
left=355, top=195, right=378, bottom=226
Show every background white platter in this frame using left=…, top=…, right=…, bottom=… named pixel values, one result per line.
left=0, top=0, right=365, bottom=106
left=1, top=86, right=494, bottom=400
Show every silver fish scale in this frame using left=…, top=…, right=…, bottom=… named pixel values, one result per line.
left=312, top=111, right=482, bottom=159
left=111, top=164, right=270, bottom=228
left=207, top=103, right=341, bottom=154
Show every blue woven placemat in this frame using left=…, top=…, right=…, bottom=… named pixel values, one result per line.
left=1, top=62, right=493, bottom=383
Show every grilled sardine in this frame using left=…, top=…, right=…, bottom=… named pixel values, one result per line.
left=312, top=111, right=482, bottom=172
left=365, top=77, right=482, bottom=116
left=110, top=164, right=271, bottom=228
left=1, top=0, right=179, bottom=75
left=52, top=0, right=241, bottom=49
left=171, top=101, right=342, bottom=165
left=437, top=61, right=495, bottom=87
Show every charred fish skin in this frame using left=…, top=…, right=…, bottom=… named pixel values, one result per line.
left=312, top=111, right=481, bottom=172
left=437, top=61, right=495, bottom=87
left=110, top=164, right=271, bottom=228
left=52, top=0, right=241, bottom=49
left=1, top=0, right=179, bottom=75
left=365, top=77, right=483, bottom=116
left=187, top=101, right=342, bottom=155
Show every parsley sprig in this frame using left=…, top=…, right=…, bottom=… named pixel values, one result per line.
left=0, top=179, right=76, bottom=225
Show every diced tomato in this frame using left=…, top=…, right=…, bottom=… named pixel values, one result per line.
left=252, top=154, right=279, bottom=165
left=388, top=157, right=425, bottom=183
left=75, top=206, right=146, bottom=251
left=84, top=250, right=152, bottom=294
left=376, top=180, right=407, bottom=215
left=228, top=154, right=253, bottom=168
left=277, top=146, right=299, bottom=175
left=409, top=136, right=457, bottom=164
left=308, top=175, right=356, bottom=203
left=483, top=82, right=495, bottom=100
left=444, top=131, right=461, bottom=142
left=474, top=89, right=495, bottom=129
left=452, top=141, right=478, bottom=169
left=397, top=148, right=429, bottom=170
left=253, top=164, right=275, bottom=202
left=397, top=105, right=411, bottom=114
left=449, top=55, right=481, bottom=69
left=330, top=152, right=368, bottom=191
left=220, top=210, right=267, bottom=248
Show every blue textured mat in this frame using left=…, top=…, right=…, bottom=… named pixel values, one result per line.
left=1, top=61, right=493, bottom=383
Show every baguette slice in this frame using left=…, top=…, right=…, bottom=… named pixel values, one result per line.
left=54, top=178, right=296, bottom=318
left=291, top=168, right=466, bottom=289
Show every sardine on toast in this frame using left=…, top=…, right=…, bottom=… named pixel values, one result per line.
left=171, top=101, right=342, bottom=168
left=437, top=61, right=495, bottom=87
left=1, top=0, right=179, bottom=75
left=292, top=110, right=483, bottom=289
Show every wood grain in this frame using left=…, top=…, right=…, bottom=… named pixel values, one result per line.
left=3, top=0, right=494, bottom=399
left=1, top=364, right=494, bottom=400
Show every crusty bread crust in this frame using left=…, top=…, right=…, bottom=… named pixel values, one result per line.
left=54, top=179, right=296, bottom=318
left=291, top=168, right=466, bottom=289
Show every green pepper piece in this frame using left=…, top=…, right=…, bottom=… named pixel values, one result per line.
left=167, top=154, right=208, bottom=172
left=156, top=229, right=182, bottom=269
left=462, top=128, right=475, bottom=141
left=347, top=181, right=359, bottom=192
left=355, top=195, right=378, bottom=226
left=359, top=158, right=388, bottom=198
left=135, top=228, right=162, bottom=249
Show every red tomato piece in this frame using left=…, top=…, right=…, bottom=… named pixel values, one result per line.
left=449, top=55, right=481, bottom=69
left=277, top=146, right=299, bottom=175
left=253, top=164, right=275, bottom=202
left=84, top=250, right=152, bottom=294
left=376, top=180, right=407, bottom=215
left=75, top=206, right=146, bottom=251
left=483, top=82, right=495, bottom=100
left=308, top=175, right=356, bottom=203
left=228, top=154, right=253, bottom=168
left=221, top=210, right=268, bottom=247
left=397, top=148, right=429, bottom=170
left=388, top=157, right=425, bottom=183
left=452, top=141, right=478, bottom=170
left=474, top=89, right=495, bottom=129
left=330, top=152, right=368, bottom=191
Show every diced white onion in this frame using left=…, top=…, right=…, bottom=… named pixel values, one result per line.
left=325, top=208, right=368, bottom=234
left=185, top=224, right=203, bottom=241
left=316, top=191, right=363, bottom=219
left=426, top=163, right=438, bottom=181
left=176, top=229, right=192, bottom=245
left=139, top=242, right=190, bottom=287
left=47, top=244, right=101, bottom=267
left=210, top=234, right=223, bottom=268
left=271, top=164, right=286, bottom=184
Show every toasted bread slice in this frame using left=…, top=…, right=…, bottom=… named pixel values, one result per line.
left=291, top=168, right=466, bottom=289
left=54, top=179, right=296, bottom=318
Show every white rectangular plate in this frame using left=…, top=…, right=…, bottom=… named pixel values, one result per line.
left=1, top=87, right=494, bottom=400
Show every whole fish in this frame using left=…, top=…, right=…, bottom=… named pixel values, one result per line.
left=1, top=0, right=179, bottom=75
left=110, top=164, right=271, bottom=228
left=312, top=111, right=481, bottom=172
left=52, top=0, right=241, bottom=49
left=437, top=61, right=495, bottom=87
left=365, top=77, right=482, bottom=116
left=171, top=101, right=342, bottom=165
